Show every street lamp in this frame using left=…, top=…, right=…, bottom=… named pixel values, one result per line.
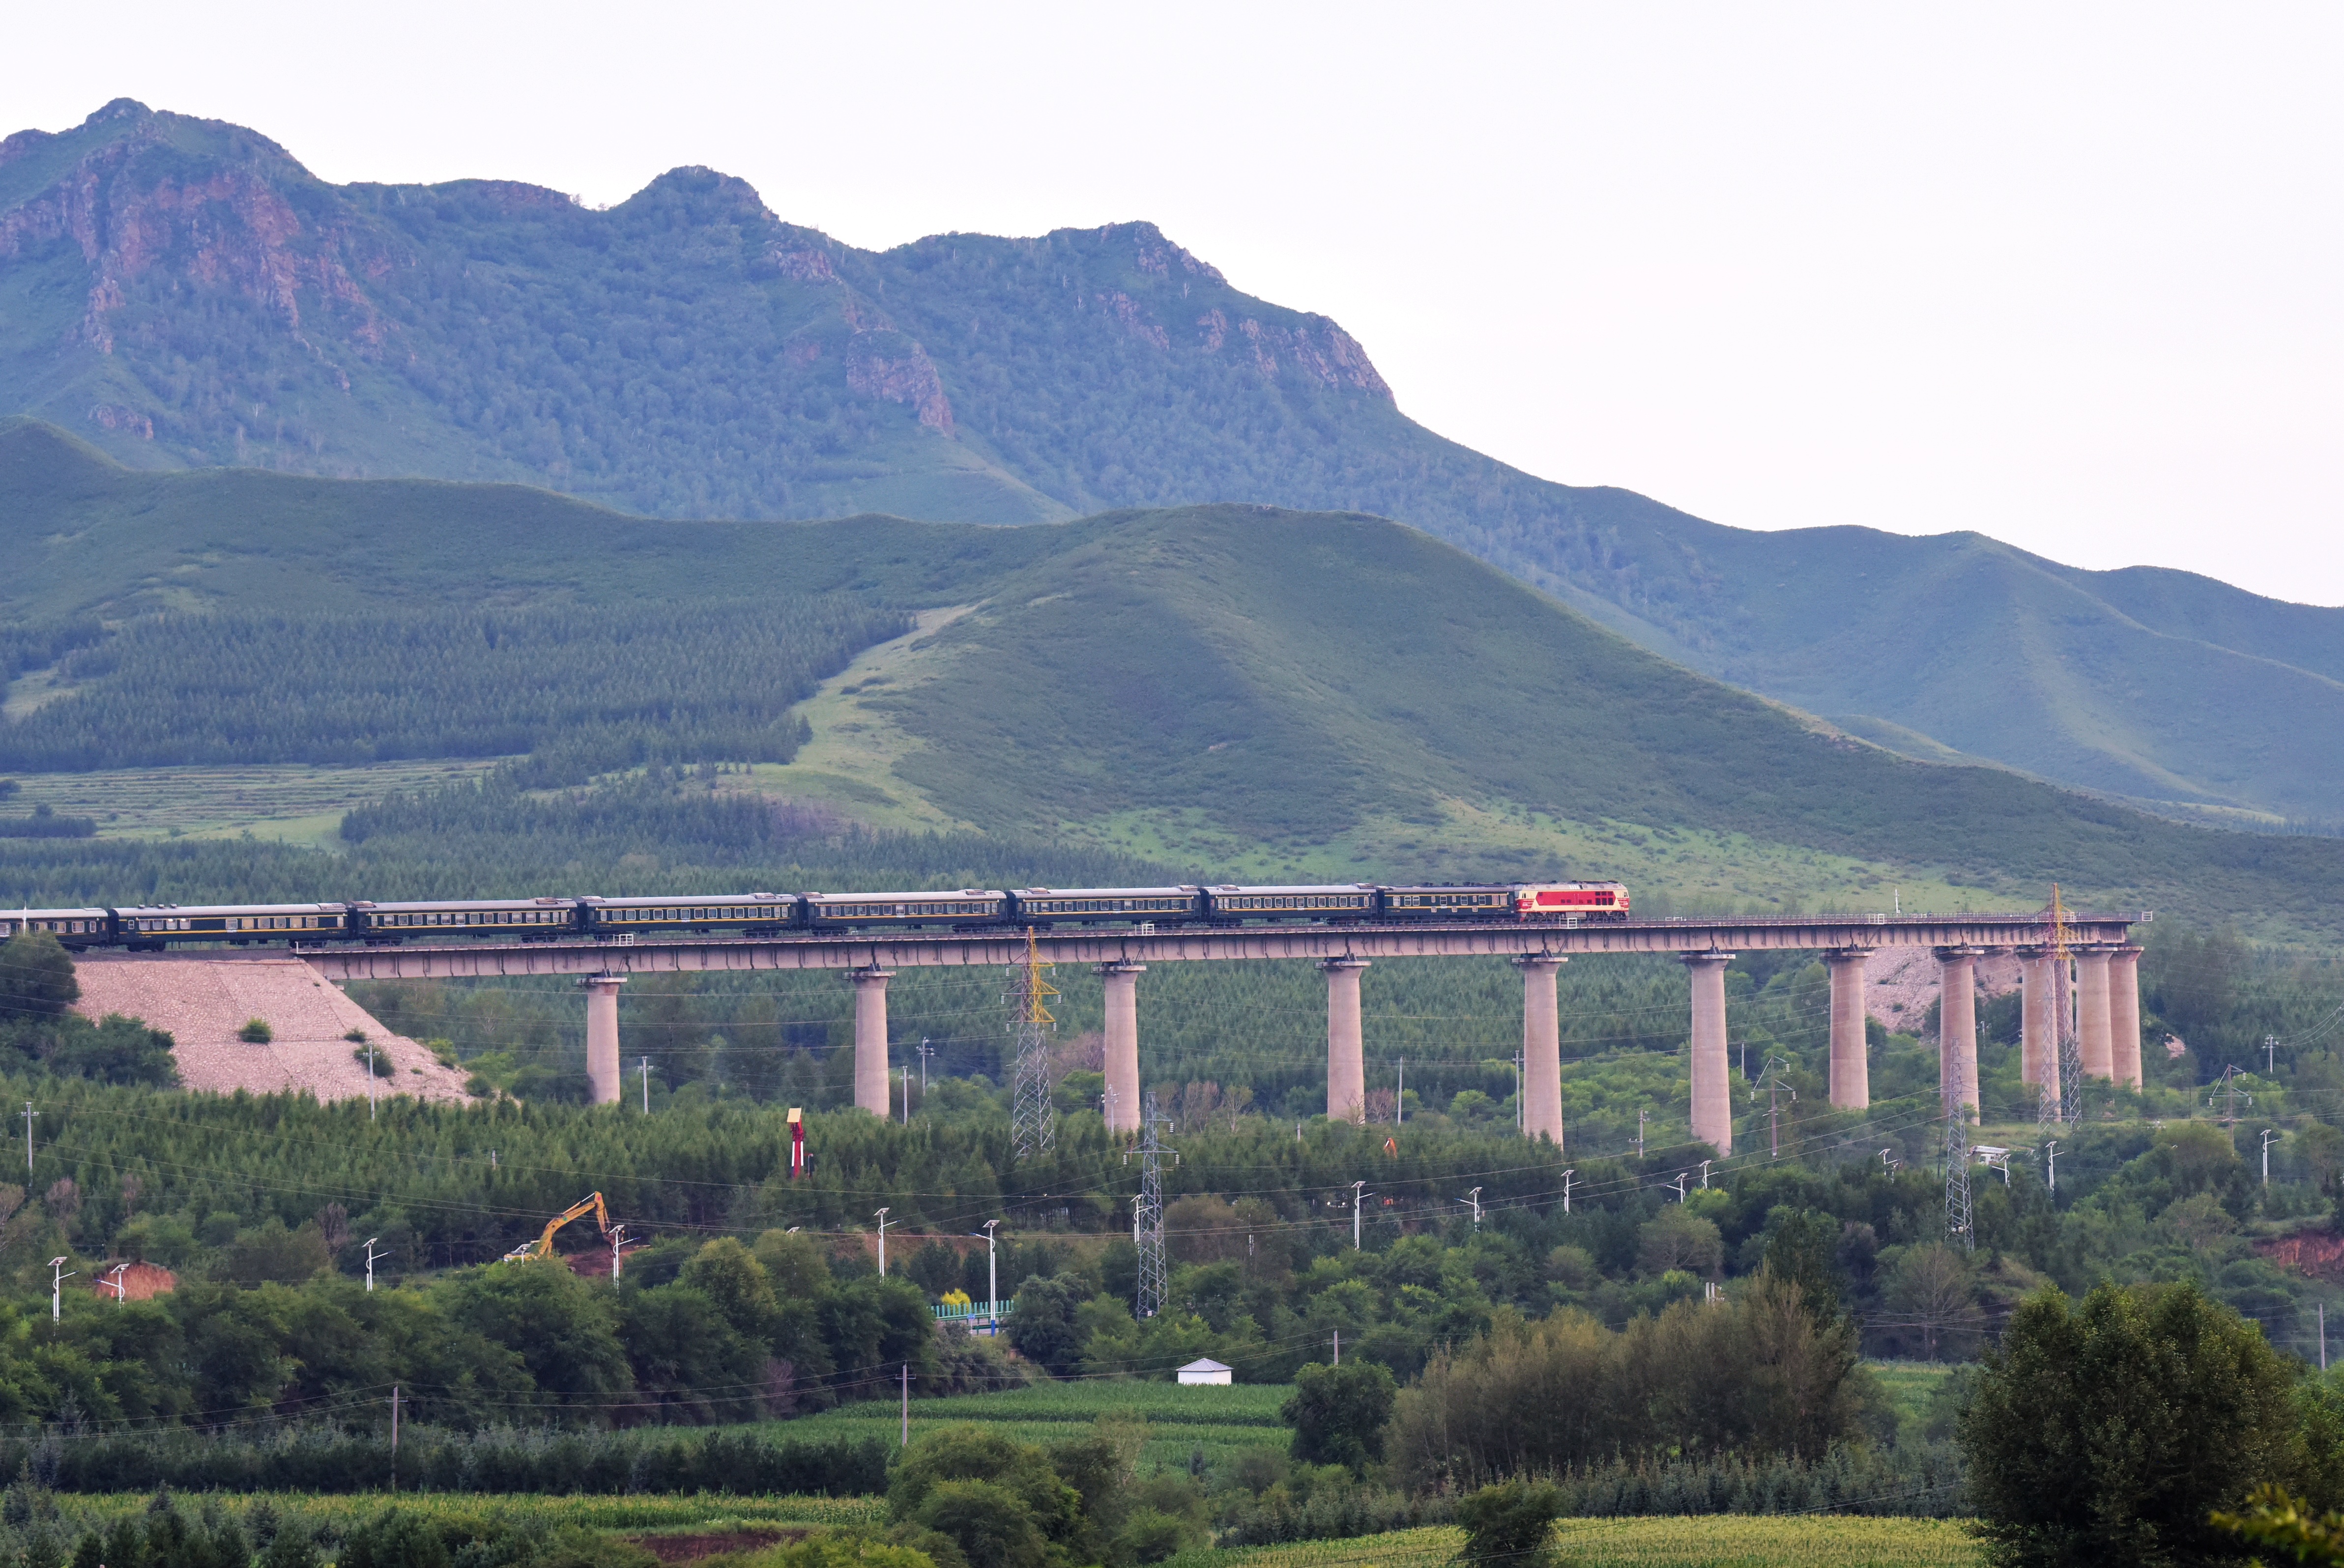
left=49, top=1256, right=72, bottom=1322
left=1457, top=1186, right=1481, bottom=1230
left=364, top=1237, right=389, bottom=1292
left=102, top=1261, right=129, bottom=1307
left=875, top=1208, right=890, bottom=1276
left=972, top=1219, right=1001, bottom=1334
left=1351, top=1181, right=1368, bottom=1250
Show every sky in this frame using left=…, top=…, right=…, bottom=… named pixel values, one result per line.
left=9, top=2, right=2341, bottom=604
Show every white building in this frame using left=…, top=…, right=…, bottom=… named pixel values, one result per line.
left=1176, top=1358, right=1233, bottom=1386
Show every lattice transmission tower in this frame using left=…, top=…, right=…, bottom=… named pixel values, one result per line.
left=1943, top=1051, right=1973, bottom=1252
left=1133, top=1091, right=1173, bottom=1319
left=1007, top=929, right=1060, bottom=1162
left=2033, top=885, right=2085, bottom=1131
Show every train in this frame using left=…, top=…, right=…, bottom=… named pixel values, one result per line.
left=0, top=880, right=1630, bottom=952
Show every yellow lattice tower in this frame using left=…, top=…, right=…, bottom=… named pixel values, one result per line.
left=1020, top=927, right=1058, bottom=1028
left=2048, top=883, right=2074, bottom=963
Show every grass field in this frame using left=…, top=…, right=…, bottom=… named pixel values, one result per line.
left=775, top=1382, right=1288, bottom=1472
left=2, top=760, right=500, bottom=844
left=1867, top=1362, right=1958, bottom=1428
left=1161, top=1517, right=1984, bottom=1568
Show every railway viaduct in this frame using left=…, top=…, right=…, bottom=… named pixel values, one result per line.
left=300, top=911, right=2145, bottom=1155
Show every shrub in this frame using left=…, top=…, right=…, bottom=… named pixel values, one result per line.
left=1282, top=1360, right=1397, bottom=1474
left=239, top=1019, right=274, bottom=1044
left=1456, top=1480, right=1564, bottom=1567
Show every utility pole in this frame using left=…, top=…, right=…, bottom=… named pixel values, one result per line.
left=1637, top=1108, right=1647, bottom=1160
left=2267, top=1035, right=2279, bottom=1076
left=49, top=1256, right=70, bottom=1322
left=2322, top=1302, right=2329, bottom=1372
left=919, top=1039, right=934, bottom=1094
left=901, top=1364, right=909, bottom=1447
left=2209, top=1066, right=2253, bottom=1126
left=1699, top=1158, right=1712, bottom=1191
left=1352, top=1180, right=1369, bottom=1249
left=2045, top=1140, right=2058, bottom=1194
left=978, top=1219, right=1000, bottom=1333
left=390, top=1385, right=400, bottom=1488
left=1396, top=1058, right=1404, bottom=1125
left=1671, top=1172, right=1688, bottom=1203
left=364, top=1237, right=387, bottom=1292
left=1332, top=1328, right=1340, bottom=1366
left=609, top=1222, right=628, bottom=1282
left=1753, top=1057, right=1795, bottom=1160
left=640, top=1057, right=650, bottom=1112
left=2263, top=1129, right=2279, bottom=1188
left=1562, top=1168, right=1575, bottom=1214
left=1458, top=1186, right=1481, bottom=1229
left=874, top=1208, right=890, bottom=1276
left=369, top=1043, right=377, bottom=1121
left=1134, top=1093, right=1172, bottom=1318
left=22, top=1103, right=31, bottom=1173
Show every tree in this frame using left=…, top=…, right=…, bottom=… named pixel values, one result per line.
left=1282, top=1359, right=1397, bottom=1473
left=1762, top=1207, right=1843, bottom=1320
left=1456, top=1480, right=1564, bottom=1568
left=1880, top=1244, right=1979, bottom=1361
left=1636, top=1208, right=1723, bottom=1278
left=437, top=1259, right=634, bottom=1407
left=1961, top=1280, right=2298, bottom=1568
left=0, top=932, right=77, bottom=1020
left=1004, top=1273, right=1088, bottom=1377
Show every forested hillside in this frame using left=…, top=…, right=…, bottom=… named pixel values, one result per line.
left=7, top=101, right=2344, bottom=822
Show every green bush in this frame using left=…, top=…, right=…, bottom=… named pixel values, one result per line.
left=239, top=1019, right=274, bottom=1044
left=1456, top=1480, right=1564, bottom=1568
left=1282, top=1361, right=1396, bottom=1474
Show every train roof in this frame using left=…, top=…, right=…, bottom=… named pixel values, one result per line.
left=804, top=889, right=1005, bottom=902
left=579, top=894, right=794, bottom=907
left=3, top=908, right=110, bottom=919
left=1013, top=886, right=1200, bottom=898
left=358, top=897, right=578, bottom=911
left=113, top=902, right=349, bottom=915
left=1205, top=884, right=1379, bottom=895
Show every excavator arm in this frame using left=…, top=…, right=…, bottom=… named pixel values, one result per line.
left=499, top=1192, right=612, bottom=1263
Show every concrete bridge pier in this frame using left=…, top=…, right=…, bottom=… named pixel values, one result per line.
left=1514, top=955, right=1567, bottom=1148
left=1936, top=946, right=1983, bottom=1119
left=847, top=966, right=894, bottom=1115
left=2077, top=945, right=2115, bottom=1080
left=1684, top=951, right=1734, bottom=1155
left=1826, top=949, right=1872, bottom=1110
left=1322, top=958, right=1369, bottom=1124
left=582, top=974, right=626, bottom=1105
left=1097, top=962, right=1145, bottom=1135
left=2111, top=944, right=2144, bottom=1088
left=2019, top=948, right=2059, bottom=1114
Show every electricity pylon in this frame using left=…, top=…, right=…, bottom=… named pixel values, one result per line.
left=1943, top=1051, right=1973, bottom=1252
left=2051, top=885, right=2084, bottom=1128
left=1134, top=1091, right=1172, bottom=1319
left=1008, top=929, right=1059, bottom=1162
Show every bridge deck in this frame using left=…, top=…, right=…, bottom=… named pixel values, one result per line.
left=291, top=912, right=2142, bottom=980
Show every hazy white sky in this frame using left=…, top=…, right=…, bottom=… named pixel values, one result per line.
left=11, top=3, right=2341, bottom=603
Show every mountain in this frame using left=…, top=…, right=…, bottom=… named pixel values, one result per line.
left=6, top=100, right=2344, bottom=826
left=3, top=420, right=2339, bottom=936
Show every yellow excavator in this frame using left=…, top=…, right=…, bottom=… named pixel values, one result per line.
left=500, top=1192, right=616, bottom=1263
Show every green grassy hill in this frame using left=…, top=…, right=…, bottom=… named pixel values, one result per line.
left=10, top=101, right=2343, bottom=826
left=6, top=434, right=2338, bottom=934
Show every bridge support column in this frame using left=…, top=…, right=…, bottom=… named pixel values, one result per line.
left=2111, top=944, right=2144, bottom=1088
left=2019, top=948, right=2059, bottom=1115
left=847, top=966, right=894, bottom=1116
left=2077, top=945, right=2115, bottom=1081
left=1097, top=962, right=1145, bottom=1135
left=1684, top=951, right=1734, bottom=1155
left=581, top=975, right=625, bottom=1106
left=1936, top=947, right=1983, bottom=1120
left=1322, top=958, right=1369, bottom=1124
left=1826, top=949, right=1872, bottom=1111
left=1514, top=955, right=1567, bottom=1148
